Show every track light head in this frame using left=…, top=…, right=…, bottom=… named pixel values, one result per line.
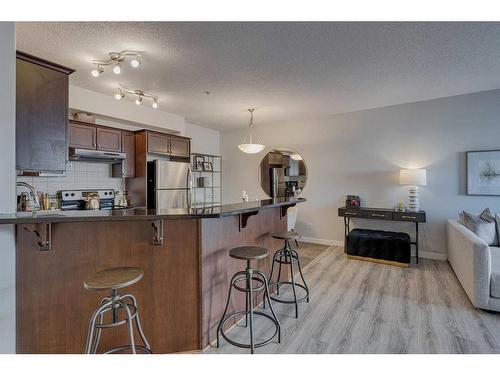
left=91, top=65, right=103, bottom=77
left=152, top=99, right=158, bottom=109
left=112, top=63, right=121, bottom=75
left=130, top=58, right=141, bottom=68
left=114, top=90, right=124, bottom=100
left=135, top=96, right=143, bottom=105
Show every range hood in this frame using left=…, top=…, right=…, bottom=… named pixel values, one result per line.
left=69, top=148, right=126, bottom=163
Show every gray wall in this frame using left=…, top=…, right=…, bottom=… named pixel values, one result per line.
left=221, top=89, right=500, bottom=259
left=0, top=22, right=16, bottom=353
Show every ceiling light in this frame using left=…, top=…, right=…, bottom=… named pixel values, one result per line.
left=290, top=153, right=303, bottom=161
left=113, top=63, right=121, bottom=75
left=130, top=58, right=141, bottom=68
left=238, top=109, right=265, bottom=154
left=91, top=65, right=103, bottom=77
left=114, top=85, right=158, bottom=108
left=114, top=90, right=124, bottom=100
left=91, top=50, right=145, bottom=77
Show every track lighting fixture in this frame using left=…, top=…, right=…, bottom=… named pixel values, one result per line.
left=115, top=85, right=159, bottom=109
left=91, top=50, right=145, bottom=77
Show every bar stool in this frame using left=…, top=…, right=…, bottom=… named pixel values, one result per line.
left=216, top=246, right=280, bottom=354
left=83, top=267, right=151, bottom=354
left=267, top=231, right=309, bottom=318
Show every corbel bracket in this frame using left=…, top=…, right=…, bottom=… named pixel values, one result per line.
left=239, top=211, right=259, bottom=231
left=24, top=223, right=52, bottom=251
left=152, top=219, right=164, bottom=246
left=280, top=203, right=296, bottom=219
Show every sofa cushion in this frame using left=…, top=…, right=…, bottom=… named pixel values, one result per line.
left=460, top=209, right=498, bottom=246
left=490, top=247, right=500, bottom=298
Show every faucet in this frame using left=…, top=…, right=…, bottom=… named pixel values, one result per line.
left=17, top=181, right=40, bottom=208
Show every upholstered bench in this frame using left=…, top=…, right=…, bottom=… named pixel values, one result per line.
left=346, top=228, right=411, bottom=267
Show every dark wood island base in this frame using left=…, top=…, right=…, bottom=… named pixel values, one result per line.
left=11, top=200, right=301, bottom=353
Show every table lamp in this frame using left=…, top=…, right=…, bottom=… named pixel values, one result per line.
left=399, top=169, right=427, bottom=211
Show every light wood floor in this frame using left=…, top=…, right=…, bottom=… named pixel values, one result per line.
left=207, top=245, right=500, bottom=354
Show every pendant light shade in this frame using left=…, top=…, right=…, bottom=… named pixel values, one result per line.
left=238, top=109, right=265, bottom=154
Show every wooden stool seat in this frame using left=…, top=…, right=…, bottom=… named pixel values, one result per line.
left=271, top=231, right=301, bottom=241
left=229, top=246, right=269, bottom=261
left=84, top=267, right=144, bottom=291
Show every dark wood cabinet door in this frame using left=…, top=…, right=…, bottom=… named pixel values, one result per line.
left=170, top=136, right=190, bottom=157
left=16, top=57, right=70, bottom=172
left=68, top=122, right=96, bottom=149
left=268, top=152, right=284, bottom=165
left=96, top=127, right=122, bottom=152
left=147, top=132, right=170, bottom=155
left=122, top=132, right=135, bottom=178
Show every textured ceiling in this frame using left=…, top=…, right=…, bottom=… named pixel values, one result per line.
left=15, top=22, right=500, bottom=131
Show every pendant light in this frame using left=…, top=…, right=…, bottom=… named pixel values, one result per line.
left=238, top=109, right=265, bottom=154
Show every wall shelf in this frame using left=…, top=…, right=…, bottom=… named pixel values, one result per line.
left=191, top=153, right=222, bottom=206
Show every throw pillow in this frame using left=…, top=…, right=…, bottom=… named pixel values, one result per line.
left=461, top=209, right=498, bottom=246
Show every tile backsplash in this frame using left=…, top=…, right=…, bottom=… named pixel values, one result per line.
left=17, top=161, right=125, bottom=197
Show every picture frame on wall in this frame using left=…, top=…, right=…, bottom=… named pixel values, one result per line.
left=194, top=155, right=204, bottom=171
left=467, top=150, right=500, bottom=196
left=203, top=162, right=213, bottom=172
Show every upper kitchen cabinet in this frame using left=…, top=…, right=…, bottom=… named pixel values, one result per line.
left=96, top=127, right=122, bottom=152
left=16, top=51, right=75, bottom=172
left=68, top=121, right=122, bottom=152
left=147, top=131, right=191, bottom=158
left=68, top=121, right=96, bottom=149
left=147, top=132, right=170, bottom=156
left=170, top=136, right=191, bottom=158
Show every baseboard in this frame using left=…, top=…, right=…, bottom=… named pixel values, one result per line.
left=299, top=237, right=448, bottom=261
left=299, top=236, right=343, bottom=247
left=419, top=251, right=448, bottom=261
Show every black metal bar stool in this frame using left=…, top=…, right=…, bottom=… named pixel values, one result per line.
left=267, top=231, right=309, bottom=318
left=216, top=246, right=280, bottom=354
left=83, top=267, right=151, bottom=354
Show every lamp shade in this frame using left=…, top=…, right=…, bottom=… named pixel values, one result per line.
left=399, top=169, right=427, bottom=186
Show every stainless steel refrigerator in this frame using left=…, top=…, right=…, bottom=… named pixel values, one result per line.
left=147, top=160, right=191, bottom=209
left=270, top=167, right=286, bottom=198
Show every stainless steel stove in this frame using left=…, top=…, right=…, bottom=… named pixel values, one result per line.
left=60, top=189, right=118, bottom=211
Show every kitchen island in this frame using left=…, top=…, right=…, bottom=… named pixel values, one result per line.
left=2, top=197, right=304, bottom=353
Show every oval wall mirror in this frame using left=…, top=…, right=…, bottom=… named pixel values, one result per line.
left=259, top=149, right=307, bottom=198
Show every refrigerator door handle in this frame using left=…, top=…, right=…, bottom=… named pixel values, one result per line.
left=187, top=167, right=192, bottom=208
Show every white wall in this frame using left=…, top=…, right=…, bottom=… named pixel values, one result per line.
left=0, top=22, right=16, bottom=353
left=185, top=122, right=221, bottom=155
left=221, top=89, right=500, bottom=259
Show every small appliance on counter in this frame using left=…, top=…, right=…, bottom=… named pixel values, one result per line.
left=60, top=189, right=129, bottom=211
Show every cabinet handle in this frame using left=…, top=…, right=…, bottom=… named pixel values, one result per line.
left=402, top=215, right=416, bottom=220
left=344, top=212, right=357, bottom=216
left=371, top=213, right=385, bottom=217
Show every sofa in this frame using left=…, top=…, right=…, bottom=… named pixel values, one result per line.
left=447, top=219, right=500, bottom=311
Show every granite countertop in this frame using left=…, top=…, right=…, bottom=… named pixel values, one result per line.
left=0, top=197, right=305, bottom=224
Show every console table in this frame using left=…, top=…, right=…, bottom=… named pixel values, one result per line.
left=338, top=207, right=426, bottom=264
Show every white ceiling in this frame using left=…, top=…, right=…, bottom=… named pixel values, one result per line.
left=15, top=22, right=500, bottom=131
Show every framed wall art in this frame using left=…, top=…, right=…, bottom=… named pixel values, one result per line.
left=467, top=150, right=500, bottom=196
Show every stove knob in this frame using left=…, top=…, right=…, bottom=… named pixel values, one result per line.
left=64, top=193, right=69, bottom=197
left=71, top=193, right=75, bottom=197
